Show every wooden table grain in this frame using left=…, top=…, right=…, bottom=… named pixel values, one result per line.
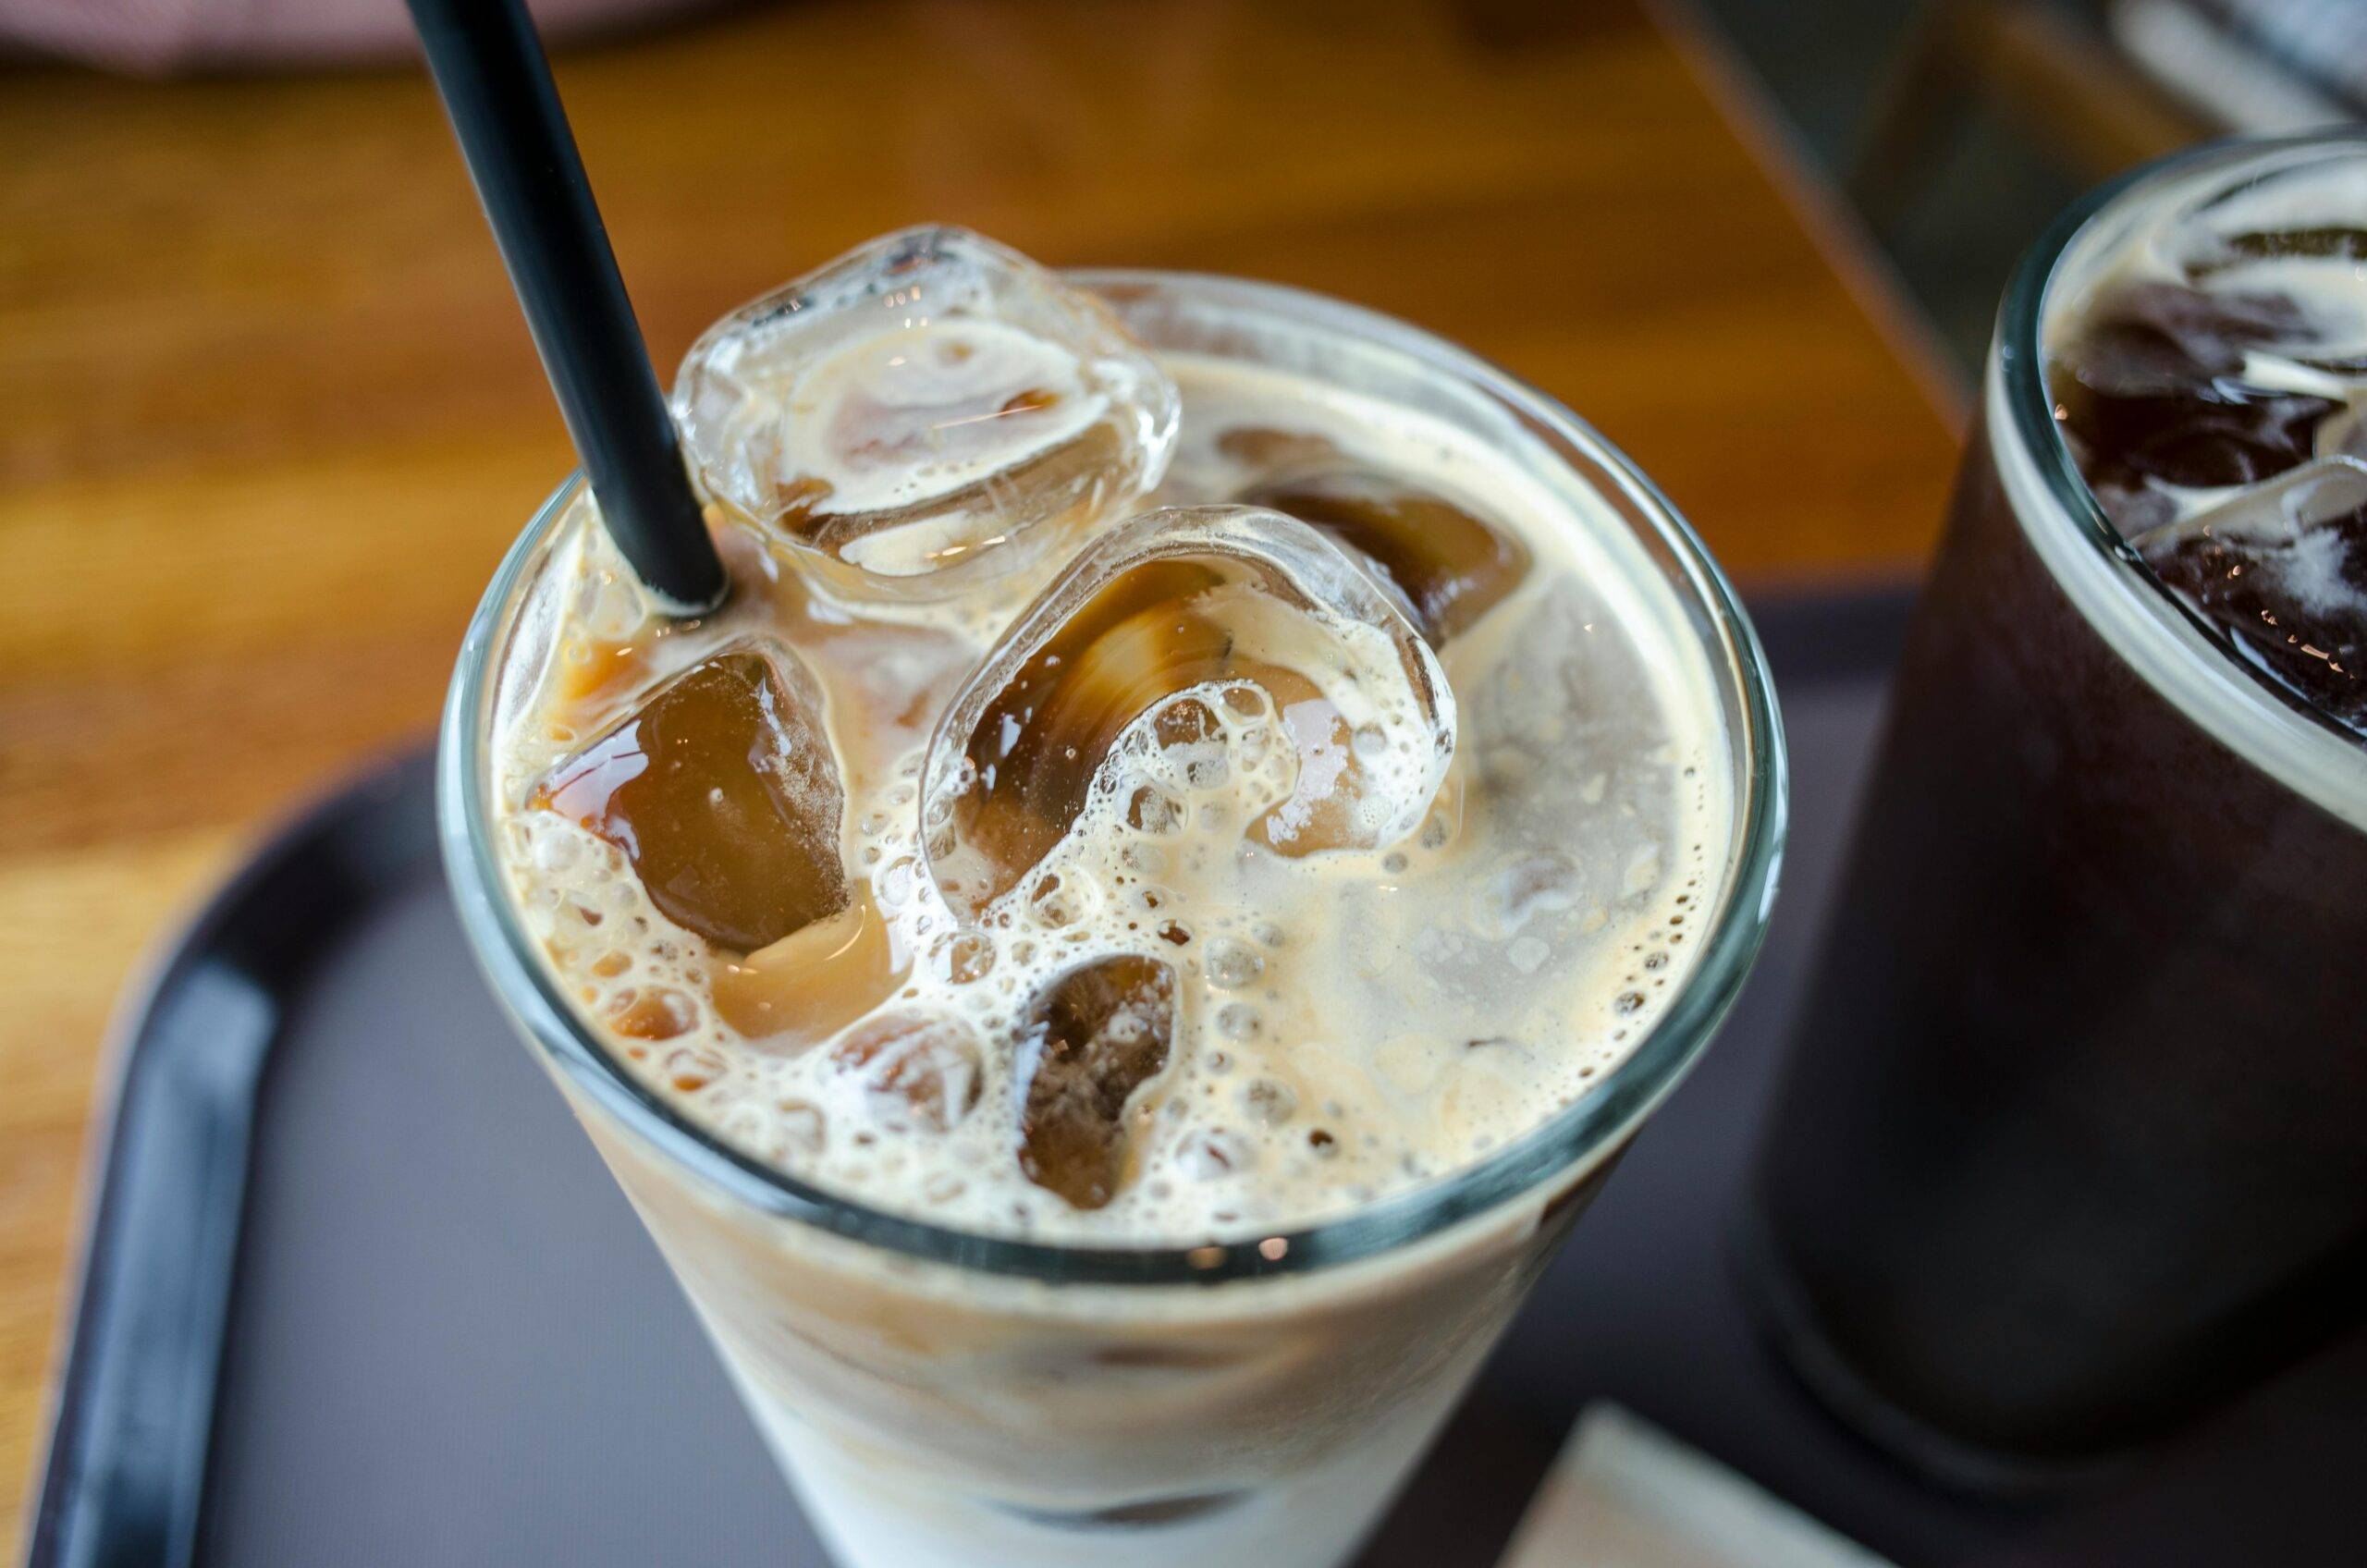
left=0, top=0, right=1960, bottom=1540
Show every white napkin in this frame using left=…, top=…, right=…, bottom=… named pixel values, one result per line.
left=1499, top=1404, right=1898, bottom=1568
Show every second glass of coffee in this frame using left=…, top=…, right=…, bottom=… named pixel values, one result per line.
left=1747, top=131, right=2367, bottom=1488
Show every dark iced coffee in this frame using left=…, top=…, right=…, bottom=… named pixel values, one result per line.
left=1748, top=133, right=2367, bottom=1487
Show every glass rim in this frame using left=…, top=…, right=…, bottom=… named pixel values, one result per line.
left=1996, top=125, right=2367, bottom=760
left=435, top=268, right=1788, bottom=1287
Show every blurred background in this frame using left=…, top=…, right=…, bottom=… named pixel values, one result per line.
left=0, top=0, right=2359, bottom=1550
left=1707, top=0, right=2365, bottom=366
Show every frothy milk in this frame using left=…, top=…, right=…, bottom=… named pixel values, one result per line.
left=487, top=352, right=1730, bottom=1246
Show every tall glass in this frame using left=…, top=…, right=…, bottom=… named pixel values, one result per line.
left=1743, top=133, right=2367, bottom=1492
left=440, top=273, right=1784, bottom=1568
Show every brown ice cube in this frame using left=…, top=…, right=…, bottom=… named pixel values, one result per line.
left=921, top=506, right=1457, bottom=915
left=1239, top=469, right=1530, bottom=643
left=533, top=644, right=848, bottom=954
left=709, top=886, right=907, bottom=1051
left=1016, top=955, right=1177, bottom=1208
left=2133, top=457, right=2367, bottom=730
left=929, top=557, right=1233, bottom=906
left=2050, top=280, right=2336, bottom=492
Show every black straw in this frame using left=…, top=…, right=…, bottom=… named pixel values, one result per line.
left=408, top=0, right=727, bottom=615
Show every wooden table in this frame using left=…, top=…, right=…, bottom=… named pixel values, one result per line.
left=0, top=0, right=1960, bottom=1540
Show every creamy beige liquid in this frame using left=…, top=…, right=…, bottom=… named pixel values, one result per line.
left=488, top=353, right=1731, bottom=1246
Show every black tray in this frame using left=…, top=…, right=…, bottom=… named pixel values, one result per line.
left=28, top=592, right=2362, bottom=1568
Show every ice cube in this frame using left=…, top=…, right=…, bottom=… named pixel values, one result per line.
left=2052, top=281, right=2335, bottom=491
left=674, top=227, right=1180, bottom=600
left=2077, top=280, right=2311, bottom=384
left=531, top=643, right=847, bottom=953
left=1016, top=955, right=1176, bottom=1208
left=920, top=505, right=1458, bottom=916
left=2132, top=456, right=2367, bottom=729
left=831, top=1009, right=983, bottom=1133
left=1237, top=468, right=1531, bottom=643
left=709, top=886, right=908, bottom=1052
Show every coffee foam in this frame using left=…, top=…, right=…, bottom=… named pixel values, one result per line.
left=493, top=354, right=1732, bottom=1245
left=2188, top=157, right=2367, bottom=371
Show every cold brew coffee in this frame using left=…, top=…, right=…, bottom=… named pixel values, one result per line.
left=1748, top=133, right=2367, bottom=1486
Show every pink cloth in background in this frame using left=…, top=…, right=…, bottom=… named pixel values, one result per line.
left=0, top=0, right=720, bottom=73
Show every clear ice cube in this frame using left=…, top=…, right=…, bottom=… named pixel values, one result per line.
left=1236, top=467, right=1531, bottom=643
left=532, top=643, right=848, bottom=954
left=1016, top=955, right=1177, bottom=1208
left=831, top=1009, right=983, bottom=1133
left=920, top=505, right=1459, bottom=917
left=673, top=227, right=1180, bottom=600
left=2133, top=456, right=2367, bottom=729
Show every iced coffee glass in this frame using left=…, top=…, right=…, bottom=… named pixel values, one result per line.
left=440, top=267, right=1783, bottom=1568
left=1747, top=131, right=2367, bottom=1491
